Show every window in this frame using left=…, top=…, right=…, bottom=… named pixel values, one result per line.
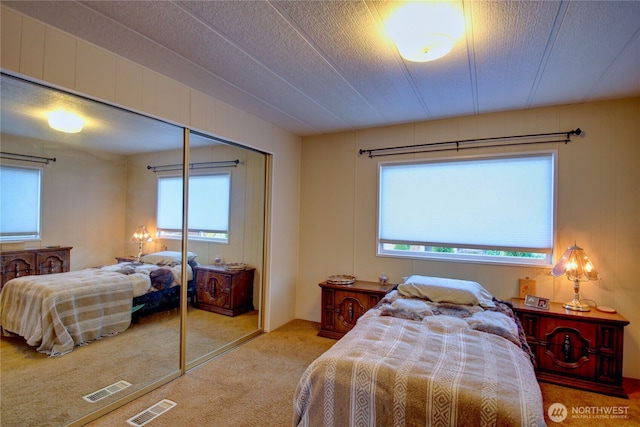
left=156, top=173, right=231, bottom=242
left=378, top=151, right=556, bottom=266
left=0, top=165, right=42, bottom=240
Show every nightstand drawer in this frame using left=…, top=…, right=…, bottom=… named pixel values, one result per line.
left=36, top=249, right=70, bottom=275
left=511, top=298, right=629, bottom=398
left=537, top=318, right=597, bottom=378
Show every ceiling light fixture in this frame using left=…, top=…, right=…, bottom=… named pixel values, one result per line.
left=48, top=110, right=84, bottom=133
left=386, top=1, right=465, bottom=63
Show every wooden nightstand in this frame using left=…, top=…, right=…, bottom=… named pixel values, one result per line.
left=511, top=297, right=629, bottom=398
left=193, top=265, right=255, bottom=316
left=318, top=280, right=394, bottom=339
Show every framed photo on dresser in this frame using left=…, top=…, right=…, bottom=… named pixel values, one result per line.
left=524, top=294, right=550, bottom=309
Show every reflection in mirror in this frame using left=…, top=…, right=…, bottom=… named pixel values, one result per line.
left=0, top=72, right=266, bottom=426
left=0, top=74, right=186, bottom=426
left=185, top=131, right=265, bottom=366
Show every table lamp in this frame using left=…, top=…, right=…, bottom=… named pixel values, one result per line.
left=551, top=243, right=599, bottom=311
left=131, top=225, right=153, bottom=262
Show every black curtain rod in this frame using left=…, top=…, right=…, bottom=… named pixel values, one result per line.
left=147, top=159, right=240, bottom=173
left=364, top=139, right=571, bottom=158
left=0, top=151, right=56, bottom=164
left=359, top=128, right=582, bottom=158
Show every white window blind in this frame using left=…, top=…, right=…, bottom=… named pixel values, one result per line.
left=379, top=152, right=555, bottom=254
left=0, top=165, right=42, bottom=239
left=157, top=173, right=230, bottom=234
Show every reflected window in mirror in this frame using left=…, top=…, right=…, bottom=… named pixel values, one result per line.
left=156, top=173, right=231, bottom=243
left=0, top=165, right=42, bottom=240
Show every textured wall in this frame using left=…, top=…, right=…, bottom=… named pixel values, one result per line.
left=299, top=98, right=640, bottom=379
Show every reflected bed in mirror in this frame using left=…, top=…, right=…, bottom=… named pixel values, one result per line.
left=0, top=73, right=264, bottom=426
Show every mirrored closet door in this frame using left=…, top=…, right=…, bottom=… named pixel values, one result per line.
left=185, top=130, right=264, bottom=367
left=0, top=73, right=265, bottom=426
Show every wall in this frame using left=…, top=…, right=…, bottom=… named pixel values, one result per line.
left=0, top=6, right=301, bottom=332
left=298, top=98, right=640, bottom=379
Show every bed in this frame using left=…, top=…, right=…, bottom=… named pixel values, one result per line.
left=293, top=275, right=546, bottom=427
left=0, top=251, right=196, bottom=356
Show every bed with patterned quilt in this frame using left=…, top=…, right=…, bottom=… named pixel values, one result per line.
left=293, top=275, right=546, bottom=427
left=0, top=251, right=195, bottom=356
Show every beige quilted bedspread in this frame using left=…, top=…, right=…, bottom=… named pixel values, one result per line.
left=0, top=269, right=134, bottom=356
left=293, top=307, right=545, bottom=427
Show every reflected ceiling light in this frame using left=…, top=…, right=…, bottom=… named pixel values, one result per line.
left=48, top=110, right=84, bottom=133
left=386, top=1, right=465, bottom=63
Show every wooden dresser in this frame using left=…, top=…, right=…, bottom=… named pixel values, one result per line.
left=511, top=297, right=629, bottom=398
left=0, top=246, right=72, bottom=288
left=318, top=280, right=394, bottom=339
left=193, top=265, right=255, bottom=316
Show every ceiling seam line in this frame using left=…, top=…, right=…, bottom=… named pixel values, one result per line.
left=170, top=1, right=351, bottom=128
left=462, top=0, right=479, bottom=115
left=364, top=0, right=432, bottom=120
left=267, top=0, right=389, bottom=124
left=525, top=0, right=571, bottom=108
left=583, top=25, right=640, bottom=102
left=72, top=0, right=324, bottom=134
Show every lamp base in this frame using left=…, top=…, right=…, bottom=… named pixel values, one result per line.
left=563, top=301, right=591, bottom=312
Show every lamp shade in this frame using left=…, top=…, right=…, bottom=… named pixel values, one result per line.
left=551, top=244, right=599, bottom=282
left=131, top=225, right=153, bottom=244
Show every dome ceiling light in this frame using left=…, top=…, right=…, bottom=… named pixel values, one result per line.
left=386, top=1, right=465, bottom=63
left=47, top=110, right=84, bottom=133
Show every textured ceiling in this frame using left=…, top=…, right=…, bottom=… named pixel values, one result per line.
left=3, top=0, right=640, bottom=137
left=0, top=75, right=216, bottom=155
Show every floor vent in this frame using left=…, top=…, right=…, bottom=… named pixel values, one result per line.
left=83, top=380, right=132, bottom=403
left=127, top=399, right=177, bottom=426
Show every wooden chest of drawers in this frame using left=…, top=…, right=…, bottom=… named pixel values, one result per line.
left=193, top=265, right=255, bottom=316
left=318, top=280, right=394, bottom=339
left=0, top=246, right=72, bottom=288
left=511, top=298, right=629, bottom=398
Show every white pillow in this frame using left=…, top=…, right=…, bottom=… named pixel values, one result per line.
left=398, top=275, right=495, bottom=308
left=140, top=251, right=197, bottom=265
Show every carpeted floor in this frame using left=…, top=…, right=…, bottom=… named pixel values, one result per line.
left=86, top=319, right=335, bottom=427
left=539, top=378, right=640, bottom=426
left=4, top=318, right=637, bottom=426
left=85, top=319, right=640, bottom=427
left=0, top=307, right=258, bottom=427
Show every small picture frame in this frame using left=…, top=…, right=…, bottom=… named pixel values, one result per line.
left=524, top=295, right=550, bottom=310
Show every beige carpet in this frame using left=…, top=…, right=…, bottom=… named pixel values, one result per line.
left=0, top=307, right=258, bottom=427
left=86, top=319, right=335, bottom=427
left=4, top=318, right=638, bottom=426
left=85, top=319, right=640, bottom=427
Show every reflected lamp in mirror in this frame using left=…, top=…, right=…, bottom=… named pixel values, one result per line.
left=131, top=225, right=153, bottom=262
left=551, top=243, right=599, bottom=312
